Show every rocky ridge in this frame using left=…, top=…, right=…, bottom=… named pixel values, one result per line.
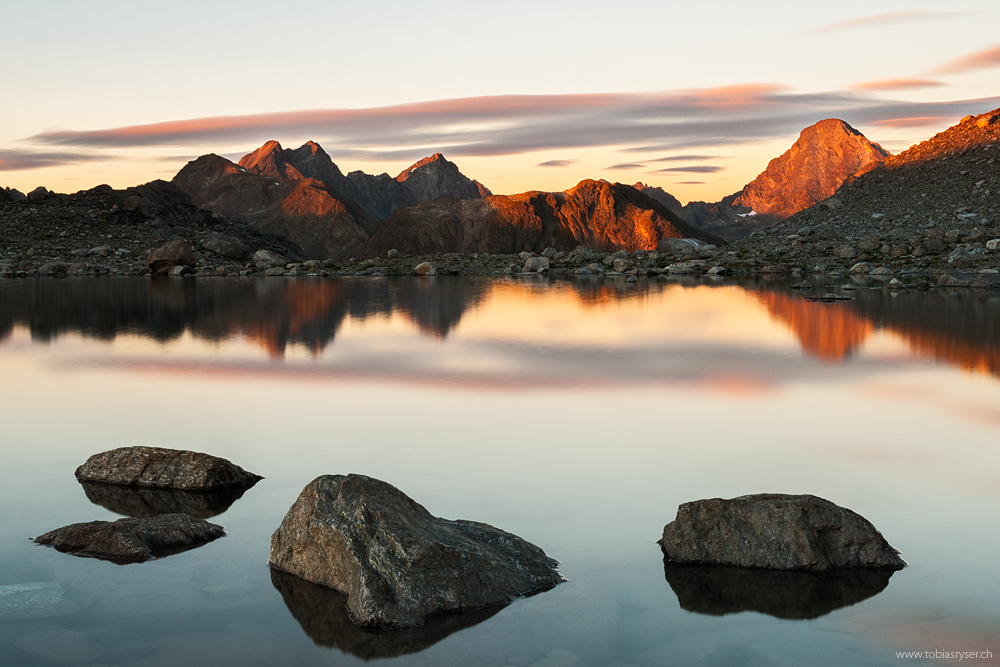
left=733, top=107, right=1000, bottom=279
left=360, top=179, right=722, bottom=257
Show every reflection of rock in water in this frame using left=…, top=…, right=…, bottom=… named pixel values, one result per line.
left=80, top=480, right=249, bottom=519
left=663, top=560, right=895, bottom=619
left=270, top=569, right=503, bottom=659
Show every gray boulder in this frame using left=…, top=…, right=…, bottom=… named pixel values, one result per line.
left=202, top=233, right=250, bottom=260
left=37, top=262, right=68, bottom=277
left=253, top=249, right=289, bottom=269
left=6, top=187, right=27, bottom=202
left=414, top=261, right=437, bottom=276
left=146, top=240, right=196, bottom=276
left=75, top=446, right=262, bottom=491
left=34, top=513, right=224, bottom=563
left=27, top=186, right=49, bottom=202
left=269, top=474, right=563, bottom=628
left=659, top=494, right=905, bottom=571
left=522, top=256, right=549, bottom=273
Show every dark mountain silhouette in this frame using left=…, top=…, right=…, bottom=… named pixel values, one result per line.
left=361, top=179, right=721, bottom=256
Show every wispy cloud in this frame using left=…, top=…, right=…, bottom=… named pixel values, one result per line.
left=650, top=154, right=719, bottom=162
left=653, top=165, right=724, bottom=174
left=0, top=149, right=109, bottom=171
left=18, top=86, right=1000, bottom=165
left=799, top=10, right=965, bottom=36
left=851, top=78, right=946, bottom=92
left=675, top=181, right=706, bottom=185
left=537, top=159, right=576, bottom=167
left=933, top=44, right=1000, bottom=75
left=604, top=163, right=645, bottom=170
left=867, top=116, right=956, bottom=128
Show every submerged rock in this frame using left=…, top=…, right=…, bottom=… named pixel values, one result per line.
left=34, top=513, right=225, bottom=563
left=270, top=568, right=503, bottom=659
left=79, top=480, right=251, bottom=519
left=269, top=474, right=563, bottom=628
left=659, top=494, right=905, bottom=571
left=663, top=561, right=895, bottom=619
left=75, top=446, right=262, bottom=491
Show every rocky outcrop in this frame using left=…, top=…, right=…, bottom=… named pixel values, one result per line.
left=659, top=494, right=905, bottom=571
left=360, top=180, right=722, bottom=257
left=633, top=183, right=684, bottom=217
left=663, top=561, right=895, bottom=619
left=34, top=513, right=225, bottom=563
left=270, top=569, right=503, bottom=659
left=79, top=480, right=251, bottom=519
left=75, top=446, right=262, bottom=491
left=268, top=474, right=563, bottom=628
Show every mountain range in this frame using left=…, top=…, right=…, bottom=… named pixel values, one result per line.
left=172, top=141, right=718, bottom=259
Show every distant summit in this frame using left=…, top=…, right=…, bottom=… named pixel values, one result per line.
left=730, top=119, right=889, bottom=220
left=634, top=119, right=889, bottom=240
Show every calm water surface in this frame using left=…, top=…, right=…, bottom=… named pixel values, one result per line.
left=0, top=276, right=998, bottom=666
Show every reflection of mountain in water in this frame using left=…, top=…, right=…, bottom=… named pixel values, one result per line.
left=663, top=561, right=895, bottom=619
left=270, top=569, right=503, bottom=659
left=0, top=278, right=489, bottom=357
left=79, top=480, right=250, bottom=519
left=757, top=288, right=1000, bottom=377
left=3, top=278, right=1000, bottom=380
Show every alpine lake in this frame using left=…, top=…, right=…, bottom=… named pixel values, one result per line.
left=0, top=274, right=998, bottom=667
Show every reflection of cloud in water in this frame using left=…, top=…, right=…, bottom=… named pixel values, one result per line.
left=269, top=568, right=503, bottom=660
left=663, top=560, right=895, bottom=620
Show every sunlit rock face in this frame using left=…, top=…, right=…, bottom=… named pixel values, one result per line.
left=659, top=494, right=906, bottom=571
left=361, top=179, right=722, bottom=256
left=731, top=119, right=889, bottom=220
left=781, top=107, right=1000, bottom=244
left=269, top=474, right=563, bottom=628
left=643, top=119, right=889, bottom=241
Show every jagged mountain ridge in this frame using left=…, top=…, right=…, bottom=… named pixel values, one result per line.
left=240, top=142, right=489, bottom=222
left=173, top=141, right=493, bottom=259
left=360, top=179, right=723, bottom=257
left=636, top=119, right=890, bottom=241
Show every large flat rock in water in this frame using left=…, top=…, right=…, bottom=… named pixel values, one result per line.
left=659, top=494, right=905, bottom=571
left=75, top=446, right=262, bottom=491
left=34, top=513, right=225, bottom=563
left=269, top=474, right=563, bottom=628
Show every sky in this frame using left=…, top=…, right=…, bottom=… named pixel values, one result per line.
left=1, top=0, right=999, bottom=204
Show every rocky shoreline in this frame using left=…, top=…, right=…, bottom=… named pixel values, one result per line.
left=2, top=183, right=999, bottom=287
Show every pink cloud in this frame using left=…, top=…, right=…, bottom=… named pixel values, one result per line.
left=934, top=44, right=1000, bottom=75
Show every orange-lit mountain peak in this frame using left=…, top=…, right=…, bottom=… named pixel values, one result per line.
left=396, top=152, right=447, bottom=182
